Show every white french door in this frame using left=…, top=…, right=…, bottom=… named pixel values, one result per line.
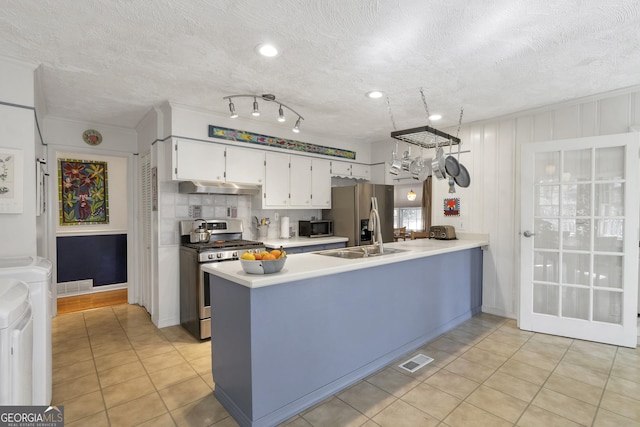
left=520, top=133, right=639, bottom=347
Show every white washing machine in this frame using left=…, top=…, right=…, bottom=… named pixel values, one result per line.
left=0, top=256, right=52, bottom=405
left=0, top=278, right=33, bottom=405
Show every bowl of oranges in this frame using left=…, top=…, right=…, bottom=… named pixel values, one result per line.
left=240, top=248, right=287, bottom=274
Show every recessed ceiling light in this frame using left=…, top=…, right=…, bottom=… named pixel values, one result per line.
left=256, top=44, right=278, bottom=57
left=366, top=91, right=384, bottom=99
left=429, top=114, right=442, bottom=121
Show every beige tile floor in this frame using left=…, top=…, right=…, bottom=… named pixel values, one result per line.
left=52, top=304, right=640, bottom=427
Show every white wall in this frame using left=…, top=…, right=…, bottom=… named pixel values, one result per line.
left=373, top=86, right=640, bottom=319
left=0, top=57, right=37, bottom=258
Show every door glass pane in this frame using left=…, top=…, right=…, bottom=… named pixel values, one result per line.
left=594, top=255, right=623, bottom=288
left=563, top=253, right=590, bottom=286
left=563, top=219, right=591, bottom=251
left=595, top=183, right=624, bottom=216
left=563, top=149, right=591, bottom=182
left=534, top=219, right=559, bottom=249
left=595, top=146, right=624, bottom=180
left=534, top=251, right=559, bottom=282
left=595, top=219, right=623, bottom=252
left=593, top=290, right=622, bottom=324
left=535, top=185, right=559, bottom=216
left=536, top=152, right=560, bottom=183
left=533, top=283, right=558, bottom=315
left=562, top=184, right=591, bottom=217
left=561, top=287, right=590, bottom=320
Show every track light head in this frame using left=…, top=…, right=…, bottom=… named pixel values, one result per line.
left=228, top=100, right=238, bottom=118
left=293, top=117, right=301, bottom=133
left=252, top=98, right=260, bottom=116
left=278, top=105, right=286, bottom=122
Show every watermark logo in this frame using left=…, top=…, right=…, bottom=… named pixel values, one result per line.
left=0, top=406, right=64, bottom=427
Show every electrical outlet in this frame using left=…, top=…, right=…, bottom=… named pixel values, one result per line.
left=189, top=205, right=202, bottom=218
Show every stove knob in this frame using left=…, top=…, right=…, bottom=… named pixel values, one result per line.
left=216, top=253, right=223, bottom=259
left=232, top=251, right=238, bottom=257
left=208, top=254, right=214, bottom=259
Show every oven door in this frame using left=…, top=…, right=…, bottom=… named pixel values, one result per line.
left=198, top=266, right=212, bottom=320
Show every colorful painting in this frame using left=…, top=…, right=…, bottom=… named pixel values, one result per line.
left=208, top=125, right=356, bottom=160
left=58, top=159, right=109, bottom=225
left=444, top=198, right=460, bottom=216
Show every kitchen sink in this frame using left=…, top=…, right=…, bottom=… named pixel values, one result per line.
left=313, top=245, right=408, bottom=259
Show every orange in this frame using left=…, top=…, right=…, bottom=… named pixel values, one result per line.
left=270, top=250, right=281, bottom=258
left=262, top=254, right=276, bottom=260
left=253, top=253, right=263, bottom=260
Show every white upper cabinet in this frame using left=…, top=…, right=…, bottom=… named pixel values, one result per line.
left=263, top=152, right=291, bottom=208
left=172, top=139, right=265, bottom=185
left=311, top=159, right=331, bottom=208
left=330, top=161, right=352, bottom=177
left=351, top=163, right=370, bottom=179
left=262, top=153, right=333, bottom=209
left=290, top=156, right=312, bottom=207
left=330, top=160, right=370, bottom=180
left=173, top=139, right=225, bottom=181
left=225, top=146, right=265, bottom=185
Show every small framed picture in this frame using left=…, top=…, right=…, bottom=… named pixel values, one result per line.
left=0, top=147, right=24, bottom=214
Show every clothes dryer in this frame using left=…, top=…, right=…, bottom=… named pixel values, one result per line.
left=0, top=278, right=33, bottom=405
left=0, top=256, right=52, bottom=405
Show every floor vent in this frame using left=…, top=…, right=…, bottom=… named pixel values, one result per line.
left=399, top=354, right=434, bottom=373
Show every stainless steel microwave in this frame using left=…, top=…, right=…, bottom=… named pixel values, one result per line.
left=298, top=220, right=334, bottom=238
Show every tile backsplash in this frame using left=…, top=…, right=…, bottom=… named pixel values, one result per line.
left=160, top=182, right=325, bottom=245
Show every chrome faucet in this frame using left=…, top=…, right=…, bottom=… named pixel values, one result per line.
left=368, top=197, right=384, bottom=254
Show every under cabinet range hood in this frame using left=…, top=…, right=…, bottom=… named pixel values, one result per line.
left=179, top=181, right=260, bottom=195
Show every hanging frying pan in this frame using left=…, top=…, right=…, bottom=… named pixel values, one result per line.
left=444, top=139, right=461, bottom=177
left=454, top=163, right=470, bottom=188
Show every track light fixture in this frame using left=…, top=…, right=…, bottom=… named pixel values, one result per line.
left=223, top=94, right=304, bottom=133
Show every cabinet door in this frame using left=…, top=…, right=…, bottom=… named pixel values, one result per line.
left=290, top=156, right=312, bottom=207
left=225, top=146, right=265, bottom=185
left=263, top=152, right=290, bottom=208
left=311, top=159, right=331, bottom=208
left=351, top=163, right=370, bottom=180
left=173, top=139, right=225, bottom=181
left=330, top=161, right=351, bottom=177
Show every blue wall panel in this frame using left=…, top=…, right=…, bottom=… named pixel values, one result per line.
left=56, top=234, right=127, bottom=286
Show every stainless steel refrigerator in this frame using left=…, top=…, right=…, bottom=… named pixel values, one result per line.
left=323, top=183, right=394, bottom=246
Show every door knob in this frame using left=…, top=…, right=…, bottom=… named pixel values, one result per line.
left=523, top=230, right=535, bottom=237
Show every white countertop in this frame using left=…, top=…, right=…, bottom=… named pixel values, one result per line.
left=202, top=236, right=489, bottom=289
left=262, top=236, right=348, bottom=249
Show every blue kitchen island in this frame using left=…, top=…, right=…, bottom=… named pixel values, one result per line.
left=202, top=237, right=488, bottom=427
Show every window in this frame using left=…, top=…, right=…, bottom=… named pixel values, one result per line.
left=394, top=207, right=422, bottom=231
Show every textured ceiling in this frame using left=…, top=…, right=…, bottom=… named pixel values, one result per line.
left=1, top=1, right=639, bottom=143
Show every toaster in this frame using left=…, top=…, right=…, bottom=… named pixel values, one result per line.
left=430, top=225, right=457, bottom=240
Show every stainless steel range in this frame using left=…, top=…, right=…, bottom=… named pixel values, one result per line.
left=179, top=219, right=264, bottom=339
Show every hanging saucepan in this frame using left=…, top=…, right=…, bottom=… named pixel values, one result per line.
left=431, top=137, right=446, bottom=180
left=454, top=163, right=471, bottom=188
left=444, top=139, right=461, bottom=177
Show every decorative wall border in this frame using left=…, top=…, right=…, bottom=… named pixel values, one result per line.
left=208, top=125, right=356, bottom=160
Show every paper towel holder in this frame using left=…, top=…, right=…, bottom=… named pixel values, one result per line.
left=279, top=216, right=291, bottom=239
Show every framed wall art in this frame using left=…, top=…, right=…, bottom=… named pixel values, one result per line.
left=0, top=147, right=24, bottom=214
left=58, top=159, right=109, bottom=225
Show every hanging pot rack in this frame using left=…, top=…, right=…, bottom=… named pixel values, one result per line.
left=391, top=125, right=460, bottom=150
